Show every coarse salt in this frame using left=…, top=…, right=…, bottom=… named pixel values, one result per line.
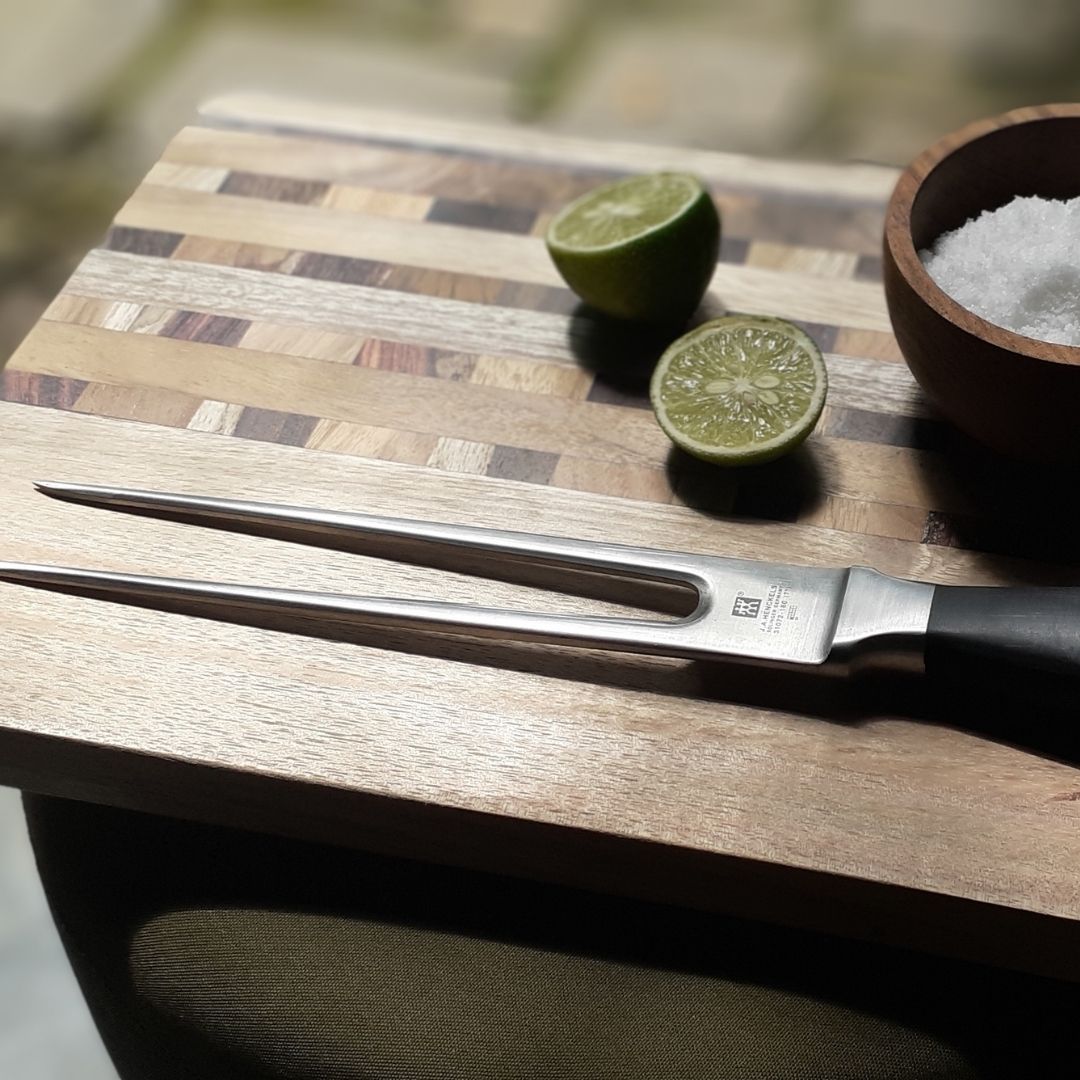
left=919, top=195, right=1080, bottom=346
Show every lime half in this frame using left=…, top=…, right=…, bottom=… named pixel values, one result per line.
left=546, top=172, right=720, bottom=323
left=650, top=315, right=827, bottom=466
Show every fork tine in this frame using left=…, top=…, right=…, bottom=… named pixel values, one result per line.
left=34, top=482, right=705, bottom=587
left=0, top=562, right=697, bottom=659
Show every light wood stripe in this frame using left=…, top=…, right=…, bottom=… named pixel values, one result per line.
left=306, top=419, right=437, bottom=464
left=320, top=184, right=432, bottom=218
left=200, top=95, right=900, bottom=202
left=64, top=250, right=578, bottom=362
left=187, top=399, right=244, bottom=435
left=114, top=184, right=892, bottom=332
left=11, top=320, right=970, bottom=518
left=552, top=457, right=675, bottom=505
left=799, top=494, right=928, bottom=543
left=427, top=436, right=495, bottom=475
left=61, top=254, right=905, bottom=407
left=237, top=322, right=363, bottom=364
left=146, top=161, right=230, bottom=192
left=746, top=241, right=860, bottom=280
left=11, top=320, right=671, bottom=468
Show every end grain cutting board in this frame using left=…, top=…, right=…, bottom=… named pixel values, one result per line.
left=2, top=94, right=1080, bottom=980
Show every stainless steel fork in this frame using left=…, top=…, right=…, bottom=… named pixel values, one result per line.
left=0, top=482, right=938, bottom=669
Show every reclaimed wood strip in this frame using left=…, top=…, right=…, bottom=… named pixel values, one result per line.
left=355, top=338, right=434, bottom=376
left=172, top=235, right=299, bottom=273
left=145, top=161, right=230, bottom=192
left=45, top=302, right=917, bottom=433
left=187, top=399, right=245, bottom=435
left=833, top=328, right=904, bottom=364
left=66, top=251, right=894, bottom=372
left=219, top=171, right=330, bottom=205
left=485, top=446, right=560, bottom=485
left=200, top=95, right=901, bottom=201
left=0, top=371, right=88, bottom=409
left=62, top=251, right=584, bottom=361
left=113, top=185, right=892, bottom=331
left=729, top=200, right=886, bottom=259
left=551, top=457, right=675, bottom=505
left=745, top=241, right=860, bottom=280
left=855, top=254, right=885, bottom=282
left=165, top=126, right=889, bottom=260
left=824, top=406, right=952, bottom=454
left=103, top=226, right=182, bottom=257
left=162, top=127, right=606, bottom=212
left=305, top=419, right=438, bottom=464
left=237, top=322, right=364, bottom=365
left=160, top=311, right=251, bottom=347
left=426, top=196, right=537, bottom=235
left=468, top=354, right=592, bottom=399
left=233, top=406, right=318, bottom=447
left=320, top=184, right=432, bottom=219
left=797, top=493, right=928, bottom=543
left=10, top=321, right=669, bottom=468
left=42, top=295, right=119, bottom=328
left=427, top=436, right=495, bottom=475
left=72, top=382, right=202, bottom=428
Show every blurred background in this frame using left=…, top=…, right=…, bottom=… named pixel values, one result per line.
left=3, top=0, right=1080, bottom=1075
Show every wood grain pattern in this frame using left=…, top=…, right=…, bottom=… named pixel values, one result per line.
left=884, top=103, right=1080, bottom=461
left=3, top=100, right=1080, bottom=979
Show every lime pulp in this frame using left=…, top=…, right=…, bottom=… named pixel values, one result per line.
left=650, top=315, right=827, bottom=466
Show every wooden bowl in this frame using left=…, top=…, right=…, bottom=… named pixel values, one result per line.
left=883, top=104, right=1080, bottom=462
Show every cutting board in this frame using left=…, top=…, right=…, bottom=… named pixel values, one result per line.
left=2, top=95, right=1079, bottom=980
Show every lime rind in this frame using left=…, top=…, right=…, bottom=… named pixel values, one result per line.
left=650, top=316, right=827, bottom=466
left=547, top=174, right=702, bottom=253
left=544, top=172, right=720, bottom=323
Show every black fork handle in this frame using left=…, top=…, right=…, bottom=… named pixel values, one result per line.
left=926, top=585, right=1080, bottom=697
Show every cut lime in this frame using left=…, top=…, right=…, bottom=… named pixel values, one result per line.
left=545, top=172, right=720, bottom=323
left=650, top=315, right=827, bottom=466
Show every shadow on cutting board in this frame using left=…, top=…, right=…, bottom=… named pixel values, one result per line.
left=914, top=425, right=1080, bottom=585
left=564, top=301, right=828, bottom=520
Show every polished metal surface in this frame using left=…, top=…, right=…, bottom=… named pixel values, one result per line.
left=0, top=482, right=937, bottom=669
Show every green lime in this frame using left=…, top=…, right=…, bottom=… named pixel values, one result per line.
left=650, top=315, right=827, bottom=466
left=545, top=172, right=720, bottom=323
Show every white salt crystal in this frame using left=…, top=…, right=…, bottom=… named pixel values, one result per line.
left=919, top=195, right=1080, bottom=346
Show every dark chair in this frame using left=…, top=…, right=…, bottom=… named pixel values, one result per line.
left=23, top=793, right=1080, bottom=1079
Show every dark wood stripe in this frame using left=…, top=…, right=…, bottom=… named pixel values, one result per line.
left=854, top=254, right=884, bottom=282
left=486, top=446, right=559, bottom=484
left=104, top=226, right=183, bottom=257
left=205, top=117, right=891, bottom=213
left=719, top=236, right=751, bottom=264
left=355, top=339, right=434, bottom=376
left=377, top=263, right=504, bottom=304
left=724, top=198, right=886, bottom=257
left=496, top=280, right=578, bottom=315
left=825, top=407, right=949, bottom=452
left=790, top=321, right=839, bottom=353
left=233, top=407, right=319, bottom=447
left=426, top=197, right=537, bottom=235
left=219, top=171, right=330, bottom=205
left=291, top=251, right=386, bottom=286
left=0, top=371, right=88, bottom=409
left=98, top=229, right=848, bottom=336
left=160, top=311, right=251, bottom=347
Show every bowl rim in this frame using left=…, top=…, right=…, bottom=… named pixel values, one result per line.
left=885, top=102, right=1080, bottom=367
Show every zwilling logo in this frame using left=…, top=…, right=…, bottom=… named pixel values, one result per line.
left=731, top=596, right=762, bottom=618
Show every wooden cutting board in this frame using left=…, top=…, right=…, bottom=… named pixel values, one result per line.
left=2, top=95, right=1080, bottom=980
